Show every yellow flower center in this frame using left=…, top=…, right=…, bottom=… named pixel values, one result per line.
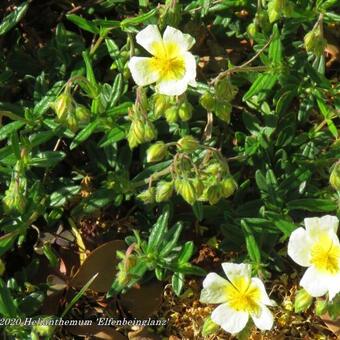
left=150, top=42, right=186, bottom=81
left=224, top=276, right=261, bottom=314
left=310, top=234, right=340, bottom=274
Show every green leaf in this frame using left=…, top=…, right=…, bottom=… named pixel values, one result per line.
left=70, top=120, right=99, bottom=150
left=0, top=2, right=29, bottom=36
left=0, top=278, right=17, bottom=317
left=61, top=273, right=99, bottom=318
left=120, top=8, right=158, bottom=28
left=30, top=151, right=66, bottom=168
left=172, top=272, right=184, bottom=296
left=0, top=121, right=25, bottom=142
left=159, top=222, right=183, bottom=257
left=269, top=25, right=282, bottom=65
left=66, top=14, right=99, bottom=34
left=33, top=81, right=65, bottom=116
left=243, top=73, right=277, bottom=101
left=178, top=241, right=194, bottom=264
left=287, top=199, right=337, bottom=212
left=147, top=207, right=170, bottom=252
left=241, top=220, right=261, bottom=264
left=99, top=126, right=126, bottom=147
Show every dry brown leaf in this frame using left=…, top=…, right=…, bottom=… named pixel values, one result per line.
left=70, top=240, right=125, bottom=293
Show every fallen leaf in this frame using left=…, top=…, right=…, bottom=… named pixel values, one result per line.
left=70, top=240, right=125, bottom=293
left=119, top=280, right=163, bottom=319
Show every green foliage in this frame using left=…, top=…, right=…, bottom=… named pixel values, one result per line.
left=0, top=0, right=339, bottom=337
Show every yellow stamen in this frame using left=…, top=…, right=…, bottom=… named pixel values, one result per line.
left=224, top=276, right=261, bottom=314
left=310, top=234, right=340, bottom=274
left=149, top=42, right=185, bottom=81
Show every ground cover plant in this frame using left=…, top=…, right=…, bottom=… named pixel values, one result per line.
left=0, top=0, right=339, bottom=339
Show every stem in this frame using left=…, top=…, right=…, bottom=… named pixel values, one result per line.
left=211, top=34, right=273, bottom=84
left=132, top=165, right=172, bottom=188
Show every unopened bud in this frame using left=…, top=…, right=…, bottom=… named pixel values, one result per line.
left=153, top=94, right=170, bottom=118
left=294, top=288, right=313, bottom=313
left=177, top=135, right=199, bottom=153
left=3, top=171, right=27, bottom=214
left=199, top=92, right=215, bottom=111
left=221, top=177, right=237, bottom=198
left=304, top=29, right=327, bottom=57
left=156, top=181, right=173, bottom=202
left=330, top=161, right=340, bottom=191
left=206, top=184, right=223, bottom=205
left=178, top=101, right=193, bottom=121
left=193, top=178, right=204, bottom=197
left=165, top=106, right=178, bottom=123
left=146, top=142, right=168, bottom=163
left=202, top=316, right=219, bottom=337
left=315, top=299, right=328, bottom=316
left=205, top=163, right=223, bottom=176
left=52, top=92, right=73, bottom=121
left=131, top=120, right=145, bottom=144
left=175, top=178, right=196, bottom=205
left=215, top=101, right=232, bottom=123
left=144, top=121, right=157, bottom=141
left=137, top=187, right=156, bottom=204
left=75, top=104, right=91, bottom=124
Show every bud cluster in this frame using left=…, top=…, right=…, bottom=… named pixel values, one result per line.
left=200, top=78, right=238, bottom=123
left=153, top=94, right=193, bottom=123
left=138, top=139, right=237, bottom=205
left=127, top=89, right=157, bottom=149
left=51, top=88, right=91, bottom=132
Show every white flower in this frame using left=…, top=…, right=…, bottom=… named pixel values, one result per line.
left=128, top=25, right=196, bottom=96
left=200, top=263, right=275, bottom=335
left=288, top=215, right=340, bottom=300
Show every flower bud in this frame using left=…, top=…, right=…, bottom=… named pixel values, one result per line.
left=3, top=171, right=27, bottom=214
left=177, top=135, right=199, bottom=153
left=215, top=101, right=232, bottom=123
left=146, top=142, right=168, bottom=163
left=75, top=104, right=91, bottom=124
left=304, top=29, right=327, bottom=57
left=193, top=178, right=204, bottom=197
left=294, top=288, right=313, bottom=313
left=65, top=110, right=78, bottom=132
left=178, top=101, right=193, bottom=121
left=137, top=187, right=156, bottom=204
left=202, top=316, right=219, bottom=337
left=206, top=184, right=223, bottom=205
left=32, top=318, right=55, bottom=336
left=199, top=92, right=215, bottom=111
left=247, top=22, right=257, bottom=37
left=144, top=121, right=157, bottom=141
left=205, top=163, right=223, bottom=176
left=131, top=120, right=145, bottom=144
left=221, top=177, right=237, bottom=198
left=215, top=78, right=238, bottom=101
left=315, top=299, right=328, bottom=316
left=330, top=161, right=340, bottom=190
left=153, top=94, right=170, bottom=118
left=156, top=181, right=173, bottom=202
left=165, top=106, right=178, bottom=123
left=52, top=92, right=73, bottom=121
left=175, top=178, right=196, bottom=205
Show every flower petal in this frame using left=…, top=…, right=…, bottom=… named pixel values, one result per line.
left=128, top=57, right=160, bottom=86
left=287, top=227, right=312, bottom=267
left=155, top=52, right=196, bottom=96
left=304, top=216, right=339, bottom=240
left=136, top=25, right=163, bottom=55
left=163, top=26, right=195, bottom=51
left=251, top=278, right=275, bottom=306
left=251, top=305, right=274, bottom=331
left=328, top=273, right=340, bottom=301
left=300, top=266, right=329, bottom=297
left=211, top=303, right=249, bottom=335
left=200, top=273, right=229, bottom=304
left=221, top=262, right=252, bottom=286
left=319, top=215, right=339, bottom=234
